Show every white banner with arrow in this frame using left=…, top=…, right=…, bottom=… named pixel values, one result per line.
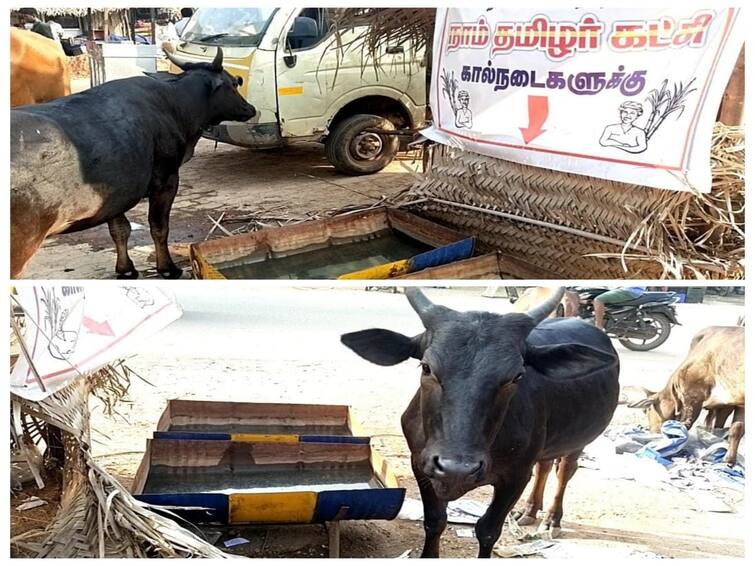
left=11, top=285, right=183, bottom=401
left=423, top=7, right=743, bottom=192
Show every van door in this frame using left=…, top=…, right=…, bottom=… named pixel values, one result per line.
left=274, top=8, right=425, bottom=139
left=274, top=8, right=338, bottom=138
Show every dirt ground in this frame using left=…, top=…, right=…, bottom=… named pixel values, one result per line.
left=19, top=140, right=422, bottom=280
left=10, top=288, right=745, bottom=558
left=9, top=476, right=62, bottom=557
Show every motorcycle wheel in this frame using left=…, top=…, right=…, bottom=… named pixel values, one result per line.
left=618, top=313, right=672, bottom=351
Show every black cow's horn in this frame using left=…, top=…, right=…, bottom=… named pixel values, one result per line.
left=527, top=287, right=565, bottom=326
left=405, top=287, right=446, bottom=329
left=164, top=49, right=191, bottom=71
left=211, top=47, right=223, bottom=72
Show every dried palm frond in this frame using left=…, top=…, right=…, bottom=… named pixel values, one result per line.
left=331, top=8, right=436, bottom=60
left=9, top=323, right=229, bottom=559
left=24, top=451, right=229, bottom=558
left=87, top=361, right=133, bottom=419
left=11, top=377, right=230, bottom=558
left=25, top=7, right=113, bottom=16
left=400, top=122, right=744, bottom=279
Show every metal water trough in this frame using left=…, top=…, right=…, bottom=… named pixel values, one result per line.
left=189, top=207, right=476, bottom=279
left=131, top=400, right=405, bottom=557
left=154, top=399, right=369, bottom=440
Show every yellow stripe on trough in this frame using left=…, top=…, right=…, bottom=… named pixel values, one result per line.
left=278, top=86, right=304, bottom=96
left=230, top=492, right=317, bottom=523
left=337, top=259, right=411, bottom=280
left=190, top=254, right=226, bottom=280
left=231, top=434, right=300, bottom=443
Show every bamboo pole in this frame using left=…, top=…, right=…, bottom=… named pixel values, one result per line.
left=10, top=304, right=47, bottom=393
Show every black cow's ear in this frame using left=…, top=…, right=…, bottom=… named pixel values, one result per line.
left=341, top=329, right=421, bottom=366
left=524, top=343, right=617, bottom=380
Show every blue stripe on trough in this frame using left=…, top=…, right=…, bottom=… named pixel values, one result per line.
left=153, top=431, right=231, bottom=441
left=408, top=237, right=475, bottom=272
left=313, top=488, right=406, bottom=522
left=299, top=435, right=371, bottom=444
left=135, top=493, right=229, bottom=524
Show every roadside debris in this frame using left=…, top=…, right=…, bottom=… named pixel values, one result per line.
left=494, top=539, right=556, bottom=558
left=398, top=497, right=487, bottom=524
left=455, top=528, right=475, bottom=538
left=15, top=496, right=48, bottom=511
left=208, top=195, right=399, bottom=240
left=581, top=421, right=745, bottom=510
left=223, top=537, right=250, bottom=548
left=447, top=500, right=487, bottom=524
left=495, top=539, right=663, bottom=559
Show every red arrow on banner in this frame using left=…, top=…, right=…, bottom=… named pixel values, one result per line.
left=519, top=95, right=549, bottom=144
left=81, top=315, right=115, bottom=337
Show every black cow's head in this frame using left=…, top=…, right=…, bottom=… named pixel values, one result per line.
left=341, top=288, right=568, bottom=500
left=165, top=48, right=256, bottom=125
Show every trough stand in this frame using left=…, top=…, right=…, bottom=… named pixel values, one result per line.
left=325, top=505, right=350, bottom=558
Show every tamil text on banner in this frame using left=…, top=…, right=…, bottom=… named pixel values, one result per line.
left=11, top=286, right=183, bottom=401
left=424, top=8, right=744, bottom=192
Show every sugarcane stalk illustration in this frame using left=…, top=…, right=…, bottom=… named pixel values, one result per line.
left=644, top=78, right=697, bottom=141
left=441, top=68, right=459, bottom=116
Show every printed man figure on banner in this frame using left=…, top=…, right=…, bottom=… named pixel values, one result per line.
left=599, top=101, right=648, bottom=153
left=455, top=90, right=473, bottom=128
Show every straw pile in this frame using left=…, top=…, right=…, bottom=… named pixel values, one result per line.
left=399, top=123, right=744, bottom=279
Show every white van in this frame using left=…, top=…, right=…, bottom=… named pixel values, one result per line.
left=172, top=7, right=427, bottom=174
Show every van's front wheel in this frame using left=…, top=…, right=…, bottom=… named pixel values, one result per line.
left=325, top=114, right=398, bottom=175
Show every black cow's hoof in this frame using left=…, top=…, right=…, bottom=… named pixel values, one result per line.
left=116, top=269, right=140, bottom=280
left=158, top=266, right=183, bottom=279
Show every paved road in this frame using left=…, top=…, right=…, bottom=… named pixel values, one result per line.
left=140, top=285, right=744, bottom=390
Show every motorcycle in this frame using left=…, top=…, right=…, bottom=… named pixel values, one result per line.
left=572, top=287, right=681, bottom=351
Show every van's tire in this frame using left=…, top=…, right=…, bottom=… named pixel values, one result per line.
left=325, top=114, right=399, bottom=175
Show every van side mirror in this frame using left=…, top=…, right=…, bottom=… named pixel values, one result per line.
left=287, top=16, right=319, bottom=51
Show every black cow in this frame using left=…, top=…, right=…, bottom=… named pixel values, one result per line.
left=10, top=48, right=255, bottom=279
left=341, top=287, right=620, bottom=558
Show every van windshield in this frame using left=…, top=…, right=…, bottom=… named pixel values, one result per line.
left=181, top=8, right=277, bottom=47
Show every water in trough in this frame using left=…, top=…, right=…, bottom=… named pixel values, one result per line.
left=216, top=230, right=432, bottom=279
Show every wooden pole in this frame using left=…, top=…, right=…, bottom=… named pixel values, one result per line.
left=103, top=9, right=110, bottom=40
left=718, top=46, right=745, bottom=125
left=326, top=521, right=340, bottom=558
left=129, top=8, right=136, bottom=43
left=150, top=8, right=156, bottom=45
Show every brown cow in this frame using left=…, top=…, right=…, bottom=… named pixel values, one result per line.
left=510, top=286, right=583, bottom=534
left=10, top=27, right=71, bottom=107
left=627, top=326, right=744, bottom=465
left=512, top=287, right=579, bottom=318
